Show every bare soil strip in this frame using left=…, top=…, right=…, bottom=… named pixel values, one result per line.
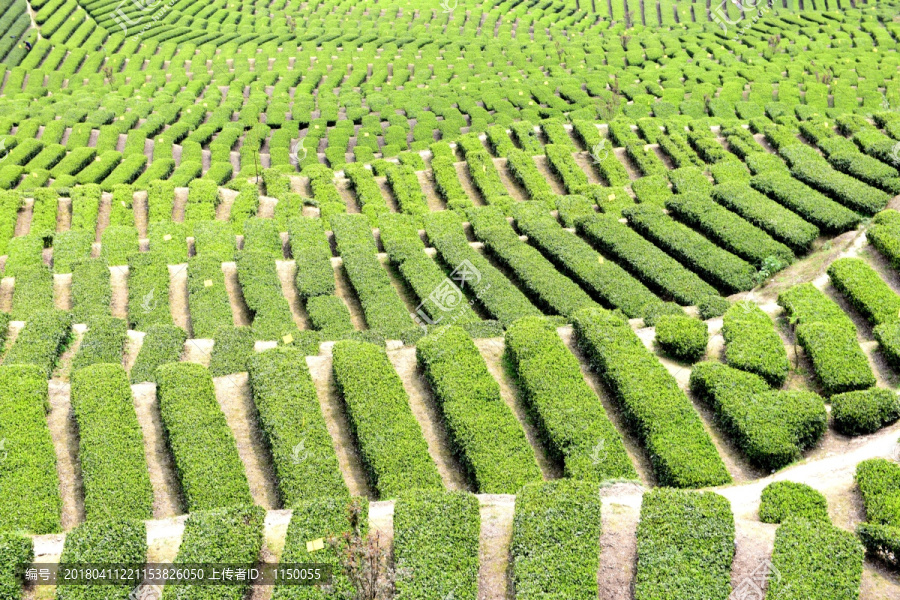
left=336, top=178, right=360, bottom=213
left=454, top=162, right=486, bottom=207
left=305, top=354, right=372, bottom=499
left=257, top=196, right=277, bottom=219
left=221, top=261, right=253, bottom=327
left=181, top=339, right=214, bottom=366
left=123, top=330, right=144, bottom=372
left=133, top=190, right=149, bottom=238
left=531, top=156, right=567, bottom=195
left=109, top=265, right=129, bottom=320
left=172, top=188, right=188, bottom=222
left=367, top=500, right=395, bottom=549
left=14, top=198, right=33, bottom=237
left=493, top=157, right=529, bottom=201
left=56, top=198, right=72, bottom=232
left=95, top=193, right=112, bottom=242
left=416, top=170, right=446, bottom=211
left=574, top=152, right=603, bottom=185
left=132, top=382, right=184, bottom=519
left=52, top=325, right=84, bottom=382
left=213, top=372, right=280, bottom=510
left=146, top=516, right=188, bottom=563
left=0, top=277, right=13, bottom=312
left=598, top=493, right=642, bottom=600
left=169, top=264, right=192, bottom=335
left=558, top=327, right=653, bottom=486
left=275, top=260, right=310, bottom=329
left=477, top=494, right=516, bottom=600
left=386, top=346, right=471, bottom=491
left=730, top=520, right=777, bottom=595
left=473, top=337, right=561, bottom=480
left=216, top=188, right=239, bottom=221
left=47, top=381, right=84, bottom=531
left=332, top=258, right=367, bottom=330
left=53, top=273, right=72, bottom=311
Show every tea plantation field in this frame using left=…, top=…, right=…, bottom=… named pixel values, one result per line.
left=2, top=0, right=900, bottom=597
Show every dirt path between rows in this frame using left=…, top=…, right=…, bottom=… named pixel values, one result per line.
left=109, top=265, right=129, bottom=320
left=131, top=382, right=183, bottom=519
left=305, top=354, right=371, bottom=499
left=123, top=330, right=143, bottom=372
left=53, top=273, right=71, bottom=311
left=213, top=373, right=280, bottom=510
left=454, top=162, right=485, bottom=206
left=52, top=325, right=83, bottom=382
left=95, top=194, right=111, bottom=242
left=217, top=188, right=239, bottom=221
left=172, top=189, right=188, bottom=223
left=56, top=198, right=72, bottom=233
left=181, top=339, right=213, bottom=366
left=168, top=264, right=191, bottom=335
left=47, top=381, right=84, bottom=531
left=598, top=487, right=642, bottom=600
left=478, top=494, right=516, bottom=600
left=221, top=262, right=252, bottom=327
left=493, top=158, right=529, bottom=202
left=531, top=156, right=567, bottom=195
left=275, top=260, right=310, bottom=329
left=387, top=346, right=471, bottom=491
left=332, top=259, right=366, bottom=330
left=14, top=198, right=33, bottom=237
left=416, top=170, right=445, bottom=212
left=0, top=277, right=14, bottom=312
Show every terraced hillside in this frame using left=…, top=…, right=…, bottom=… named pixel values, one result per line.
left=2, top=0, right=900, bottom=598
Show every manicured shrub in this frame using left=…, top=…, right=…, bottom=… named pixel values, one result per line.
left=544, top=144, right=589, bottom=192
left=698, top=295, right=730, bottom=320
left=127, top=252, right=172, bottom=330
left=332, top=340, right=442, bottom=498
left=209, top=326, right=255, bottom=376
left=130, top=324, right=186, bottom=384
left=306, top=295, right=353, bottom=335
left=470, top=206, right=597, bottom=318
left=750, top=172, right=861, bottom=234
left=71, top=316, right=127, bottom=371
left=236, top=250, right=298, bottom=342
left=759, top=481, right=829, bottom=524
left=828, top=258, right=900, bottom=327
left=831, top=388, right=900, bottom=436
left=52, top=230, right=93, bottom=274
left=417, top=326, right=541, bottom=493
left=247, top=348, right=348, bottom=505
left=69, top=183, right=101, bottom=232
left=0, top=365, right=61, bottom=534
left=393, top=490, right=480, bottom=600
left=242, top=217, right=283, bottom=257
left=11, top=264, right=53, bottom=320
left=766, top=517, right=863, bottom=600
left=868, top=209, right=900, bottom=271
left=148, top=221, right=189, bottom=264
left=192, top=220, right=236, bottom=262
left=0, top=534, right=32, bottom=600
left=511, top=480, right=601, bottom=599
left=4, top=310, right=71, bottom=377
left=690, top=362, right=826, bottom=470
left=722, top=302, right=790, bottom=386
left=288, top=217, right=335, bottom=298
left=654, top=314, right=708, bottom=362
left=187, top=254, right=233, bottom=339
left=71, top=258, right=111, bottom=325
left=165, top=505, right=265, bottom=600
left=574, top=308, right=730, bottom=487
left=156, top=362, right=252, bottom=511
left=56, top=519, right=146, bottom=600
left=577, top=213, right=719, bottom=306
left=623, top=204, right=756, bottom=294
left=874, top=321, right=900, bottom=370
left=386, top=164, right=428, bottom=220
left=635, top=489, right=734, bottom=600
left=100, top=225, right=139, bottom=266
left=5, top=235, right=44, bottom=278
left=184, top=178, right=220, bottom=223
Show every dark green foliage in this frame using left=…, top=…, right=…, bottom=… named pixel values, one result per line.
left=306, top=295, right=354, bottom=336
left=698, top=295, right=730, bottom=320
left=0, top=533, right=32, bottom=600
left=11, top=264, right=53, bottom=320
left=71, top=258, right=111, bottom=325
left=828, top=257, right=900, bottom=327
left=5, top=310, right=71, bottom=377
left=722, top=302, right=790, bottom=387
left=127, top=252, right=172, bottom=330
left=71, top=316, right=127, bottom=371
left=209, top=326, right=255, bottom=376
left=855, top=458, right=900, bottom=567
left=57, top=519, right=146, bottom=600
left=236, top=250, right=298, bottom=342
left=187, top=254, right=233, bottom=339
left=654, top=315, right=708, bottom=362
left=831, top=389, right=900, bottom=436
left=759, top=481, right=829, bottom=524
left=130, top=324, right=187, bottom=384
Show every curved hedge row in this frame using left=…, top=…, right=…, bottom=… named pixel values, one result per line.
left=573, top=308, right=730, bottom=488
left=331, top=340, right=441, bottom=499
left=831, top=388, right=900, bottom=437
left=156, top=362, right=252, bottom=511
left=690, top=362, right=826, bottom=470
left=722, top=302, right=790, bottom=387
left=759, top=481, right=829, bottom=524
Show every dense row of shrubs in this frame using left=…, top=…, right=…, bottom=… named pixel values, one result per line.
left=759, top=481, right=829, bottom=524
left=156, top=362, right=252, bottom=511
left=573, top=308, right=730, bottom=488
left=417, top=326, right=540, bottom=493
left=57, top=518, right=147, bottom=600
left=187, top=254, right=233, bottom=339
left=511, top=480, right=602, bottom=600
left=130, top=324, right=187, bottom=384
left=855, top=458, right=900, bottom=567
left=722, top=302, right=790, bottom=386
left=236, top=250, right=298, bottom=342
left=4, top=310, right=71, bottom=377
left=748, top=173, right=861, bottom=234
left=331, top=340, right=442, bottom=498
left=71, top=316, right=127, bottom=371
left=868, top=210, right=900, bottom=272
left=0, top=534, right=32, bottom=600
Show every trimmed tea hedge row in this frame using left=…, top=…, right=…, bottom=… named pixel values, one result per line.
left=70, top=364, right=152, bottom=521
left=306, top=295, right=354, bottom=335
left=722, top=302, right=790, bottom=387
left=634, top=489, right=734, bottom=600
left=273, top=497, right=368, bottom=600
left=331, top=214, right=414, bottom=339
left=193, top=220, right=236, bottom=262
left=576, top=213, right=719, bottom=306
left=766, top=517, right=864, bottom=600
left=506, top=148, right=554, bottom=200
left=208, top=326, right=255, bottom=376
left=166, top=505, right=265, bottom=600
left=242, top=218, right=283, bottom=257
left=156, top=362, right=252, bottom=511
left=386, top=164, right=429, bottom=220
left=417, top=326, right=540, bottom=493
left=759, top=481, right=829, bottom=524
left=424, top=211, right=541, bottom=327
left=470, top=206, right=597, bottom=318
left=71, top=258, right=111, bottom=325
left=5, top=235, right=43, bottom=278
left=130, top=324, right=187, bottom=384
left=393, top=490, right=480, bottom=600
left=236, top=250, right=298, bottom=342
left=778, top=284, right=875, bottom=396
left=247, top=347, right=348, bottom=505
left=0, top=534, right=32, bottom=600
left=868, top=210, right=900, bottom=272
left=574, top=308, right=730, bottom=488
left=52, top=230, right=93, bottom=274
left=127, top=252, right=172, bottom=331
left=187, top=254, right=233, bottom=339
left=331, top=340, right=441, bottom=499
left=505, top=317, right=636, bottom=481
left=623, top=203, right=756, bottom=294
left=5, top=310, right=71, bottom=377
left=711, top=181, right=819, bottom=253
left=288, top=217, right=335, bottom=298
left=430, top=156, right=469, bottom=211
left=654, top=315, right=708, bottom=362
left=344, top=163, right=389, bottom=223
left=511, top=480, right=601, bottom=600
left=513, top=201, right=663, bottom=320
left=11, top=264, right=53, bottom=320
left=465, top=149, right=510, bottom=209
left=379, top=214, right=480, bottom=327
left=831, top=388, right=900, bottom=436
left=148, top=222, right=189, bottom=264
left=855, top=458, right=900, bottom=566
left=0, top=364, right=60, bottom=534
left=184, top=178, right=221, bottom=223
left=544, top=144, right=588, bottom=193
left=100, top=225, right=139, bottom=266
left=665, top=192, right=793, bottom=268
left=71, top=316, right=127, bottom=371
left=57, top=519, right=146, bottom=600
left=690, top=362, right=826, bottom=470
left=828, top=257, right=900, bottom=327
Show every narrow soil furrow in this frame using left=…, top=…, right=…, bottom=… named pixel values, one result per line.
left=730, top=520, right=777, bottom=596
left=416, top=170, right=446, bottom=212
left=213, top=372, right=280, bottom=510
left=124, top=330, right=144, bottom=372
left=169, top=263, right=192, bottom=335
left=531, top=155, right=567, bottom=195
left=305, top=354, right=372, bottom=499
left=386, top=346, right=471, bottom=491
left=47, top=381, right=84, bottom=531
left=132, top=382, right=184, bottom=519
left=53, top=273, right=72, bottom=311
left=473, top=337, right=561, bottom=480
left=336, top=178, right=360, bottom=213
left=454, top=161, right=485, bottom=206
left=172, top=188, right=188, bottom=223
left=56, top=198, right=72, bottom=232
left=95, top=193, right=112, bottom=242
left=0, top=277, right=13, bottom=312
left=222, top=261, right=253, bottom=327
left=598, top=494, right=642, bottom=600
left=574, top=152, right=603, bottom=185
left=477, top=494, right=516, bottom=600
left=375, top=177, right=400, bottom=212
left=109, top=265, right=129, bottom=320
left=217, top=188, right=239, bottom=221
left=275, top=260, right=310, bottom=330
left=257, top=196, right=277, bottom=219
left=332, top=258, right=367, bottom=330
left=14, top=198, right=33, bottom=237
left=368, top=500, right=395, bottom=549
left=493, top=157, right=529, bottom=201
left=133, top=190, right=149, bottom=238
left=379, top=256, right=420, bottom=326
